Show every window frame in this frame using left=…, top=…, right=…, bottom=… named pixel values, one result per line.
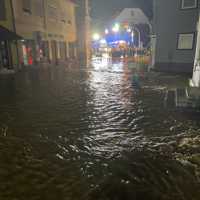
left=48, top=4, right=58, bottom=20
left=177, top=32, right=195, bottom=50
left=181, top=0, right=198, bottom=10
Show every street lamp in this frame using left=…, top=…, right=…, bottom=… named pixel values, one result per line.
left=105, top=29, right=109, bottom=34
left=127, top=28, right=131, bottom=33
left=92, top=33, right=100, bottom=41
left=100, top=39, right=107, bottom=44
left=112, top=23, right=120, bottom=33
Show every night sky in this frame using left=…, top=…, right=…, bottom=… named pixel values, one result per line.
left=91, top=0, right=153, bottom=30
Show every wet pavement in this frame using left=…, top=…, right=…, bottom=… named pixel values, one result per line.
left=0, top=58, right=200, bottom=200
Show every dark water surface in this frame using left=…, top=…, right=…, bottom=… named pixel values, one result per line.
left=0, top=60, right=200, bottom=200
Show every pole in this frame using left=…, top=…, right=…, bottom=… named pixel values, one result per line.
left=133, top=27, right=141, bottom=49
left=85, top=0, right=91, bottom=66
left=10, top=0, right=20, bottom=69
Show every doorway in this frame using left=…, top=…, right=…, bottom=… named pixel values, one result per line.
left=0, top=41, right=12, bottom=69
left=51, top=40, right=58, bottom=64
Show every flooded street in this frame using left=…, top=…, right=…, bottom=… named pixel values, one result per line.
left=0, top=59, right=200, bottom=200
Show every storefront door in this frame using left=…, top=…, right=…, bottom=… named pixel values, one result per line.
left=51, top=41, right=58, bottom=64
left=0, top=41, right=11, bottom=69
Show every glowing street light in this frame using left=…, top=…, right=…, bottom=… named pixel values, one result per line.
left=100, top=39, right=107, bottom=44
left=92, top=33, right=100, bottom=41
left=112, top=23, right=120, bottom=33
left=112, top=26, right=119, bottom=33
left=127, top=28, right=131, bottom=33
left=114, top=23, right=120, bottom=30
left=105, top=29, right=109, bottom=34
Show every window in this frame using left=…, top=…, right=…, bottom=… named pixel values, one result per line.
left=0, top=0, right=6, bottom=20
left=35, top=0, right=44, bottom=17
left=48, top=5, right=57, bottom=19
left=181, top=0, right=197, bottom=9
left=177, top=33, right=195, bottom=50
left=60, top=11, right=66, bottom=23
left=131, top=10, right=135, bottom=17
left=61, top=19, right=66, bottom=23
left=22, top=0, right=31, bottom=13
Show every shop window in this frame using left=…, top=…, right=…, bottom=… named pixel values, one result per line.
left=0, top=0, right=6, bottom=20
left=40, top=41, right=49, bottom=61
left=69, top=42, right=76, bottom=58
left=51, top=41, right=58, bottom=61
left=0, top=41, right=11, bottom=68
left=21, top=40, right=36, bottom=66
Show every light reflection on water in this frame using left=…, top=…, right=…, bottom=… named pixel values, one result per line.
left=0, top=61, right=200, bottom=200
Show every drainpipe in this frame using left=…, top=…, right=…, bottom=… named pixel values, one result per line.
left=85, top=0, right=91, bottom=65
left=10, top=0, right=20, bottom=70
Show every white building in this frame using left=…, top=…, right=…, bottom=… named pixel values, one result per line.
left=191, top=14, right=200, bottom=87
left=114, top=8, right=149, bottom=26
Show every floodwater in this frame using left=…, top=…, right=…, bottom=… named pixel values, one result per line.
left=0, top=58, right=200, bottom=200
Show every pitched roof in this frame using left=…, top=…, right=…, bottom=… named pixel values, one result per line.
left=115, top=8, right=150, bottom=25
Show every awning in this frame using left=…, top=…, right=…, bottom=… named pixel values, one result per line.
left=0, top=25, right=22, bottom=41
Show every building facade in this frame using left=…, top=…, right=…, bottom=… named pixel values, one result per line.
left=75, top=0, right=91, bottom=66
left=0, top=0, right=19, bottom=70
left=152, top=0, right=199, bottom=73
left=0, top=0, right=77, bottom=70
left=191, top=13, right=200, bottom=87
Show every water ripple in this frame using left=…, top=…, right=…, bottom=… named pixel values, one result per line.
left=0, top=64, right=199, bottom=199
